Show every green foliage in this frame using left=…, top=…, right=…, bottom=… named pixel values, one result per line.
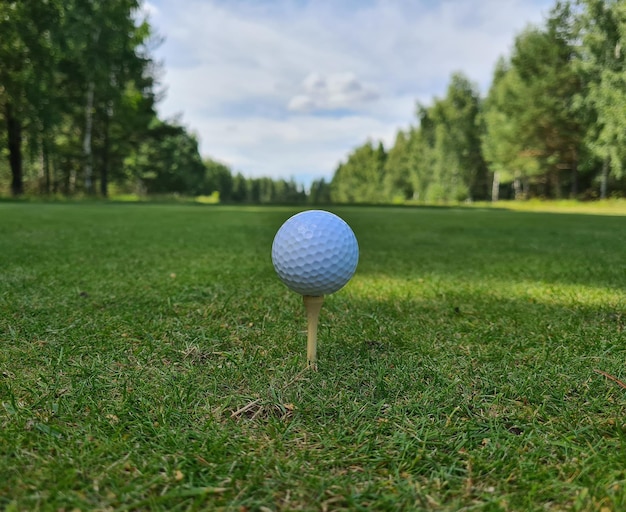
left=330, top=141, right=387, bottom=203
left=4, top=0, right=626, bottom=202
left=124, top=119, right=206, bottom=195
left=0, top=0, right=158, bottom=196
left=480, top=5, right=585, bottom=200
left=0, top=0, right=64, bottom=195
left=576, top=0, right=626, bottom=196
left=332, top=0, right=626, bottom=202
left=204, top=158, right=234, bottom=201
left=0, top=0, right=311, bottom=203
left=383, top=130, right=415, bottom=201
left=332, top=73, right=487, bottom=204
left=308, top=178, right=332, bottom=204
left=482, top=60, right=534, bottom=173
left=427, top=73, right=489, bottom=201
left=1, top=203, right=626, bottom=509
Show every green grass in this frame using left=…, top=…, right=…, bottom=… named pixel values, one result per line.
left=476, top=198, right=626, bottom=216
left=1, top=203, right=625, bottom=511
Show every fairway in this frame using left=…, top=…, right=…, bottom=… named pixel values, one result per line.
left=1, top=203, right=625, bottom=511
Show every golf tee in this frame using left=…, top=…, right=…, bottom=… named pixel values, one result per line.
left=303, top=295, right=324, bottom=369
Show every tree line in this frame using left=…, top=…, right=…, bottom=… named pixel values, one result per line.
left=2, top=0, right=626, bottom=203
left=1, top=0, right=155, bottom=197
left=0, top=0, right=310, bottom=203
left=201, top=158, right=313, bottom=204
left=330, top=0, right=626, bottom=202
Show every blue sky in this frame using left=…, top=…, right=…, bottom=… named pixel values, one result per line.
left=142, top=0, right=554, bottom=186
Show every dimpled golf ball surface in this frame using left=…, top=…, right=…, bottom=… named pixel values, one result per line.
left=272, top=210, right=358, bottom=296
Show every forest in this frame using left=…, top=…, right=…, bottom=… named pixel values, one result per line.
left=0, top=0, right=305, bottom=202
left=1, top=0, right=625, bottom=203
left=331, top=0, right=626, bottom=203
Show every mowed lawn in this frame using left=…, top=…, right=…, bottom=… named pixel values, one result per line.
left=0, top=202, right=625, bottom=511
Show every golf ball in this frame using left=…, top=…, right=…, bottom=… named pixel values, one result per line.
left=271, top=210, right=359, bottom=296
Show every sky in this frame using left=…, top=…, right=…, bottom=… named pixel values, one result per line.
left=142, top=0, right=555, bottom=187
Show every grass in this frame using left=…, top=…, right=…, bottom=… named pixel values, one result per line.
left=477, top=198, right=626, bottom=216
left=0, top=202, right=625, bottom=511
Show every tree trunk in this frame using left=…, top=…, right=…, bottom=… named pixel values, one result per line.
left=6, top=102, right=24, bottom=196
left=39, top=147, right=45, bottom=193
left=62, top=159, right=71, bottom=195
left=543, top=171, right=551, bottom=199
left=44, top=141, right=51, bottom=194
left=570, top=158, right=578, bottom=198
left=100, top=146, right=109, bottom=197
left=600, top=157, right=609, bottom=200
left=52, top=152, right=58, bottom=194
left=553, top=170, right=561, bottom=199
left=491, top=171, right=500, bottom=202
left=84, top=81, right=95, bottom=194
left=100, top=101, right=113, bottom=197
left=39, top=138, right=51, bottom=194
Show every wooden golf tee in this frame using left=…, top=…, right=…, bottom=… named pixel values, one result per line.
left=303, top=295, right=324, bottom=369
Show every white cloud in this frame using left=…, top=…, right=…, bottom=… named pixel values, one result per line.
left=288, top=95, right=316, bottom=113
left=288, top=72, right=378, bottom=112
left=145, top=0, right=554, bottom=186
left=194, top=113, right=397, bottom=183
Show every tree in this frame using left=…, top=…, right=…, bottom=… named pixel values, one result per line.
left=514, top=7, right=583, bottom=197
left=482, top=6, right=583, bottom=199
left=231, top=173, right=248, bottom=202
left=272, top=178, right=306, bottom=203
left=124, top=119, right=205, bottom=195
left=246, top=178, right=261, bottom=203
left=576, top=0, right=626, bottom=198
left=423, top=73, right=489, bottom=201
left=0, top=0, right=62, bottom=195
left=60, top=0, right=157, bottom=196
left=403, top=122, right=436, bottom=202
left=0, top=0, right=158, bottom=197
left=482, top=58, right=542, bottom=199
left=330, top=140, right=386, bottom=203
left=308, top=178, right=331, bottom=204
left=204, top=158, right=234, bottom=201
left=383, top=130, right=414, bottom=201
left=258, top=177, right=274, bottom=203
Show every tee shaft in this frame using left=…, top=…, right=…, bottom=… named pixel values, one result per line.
left=303, top=295, right=324, bottom=369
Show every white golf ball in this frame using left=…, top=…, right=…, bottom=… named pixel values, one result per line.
left=271, top=210, right=359, bottom=296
